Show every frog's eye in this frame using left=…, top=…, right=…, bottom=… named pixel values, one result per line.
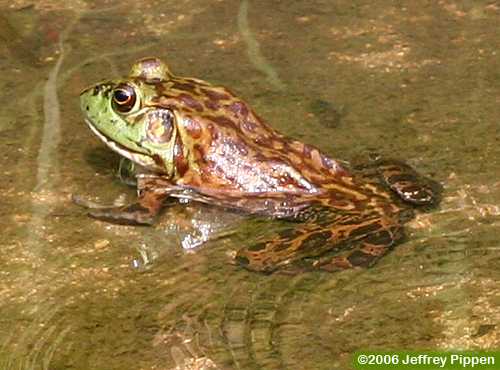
left=112, top=84, right=136, bottom=113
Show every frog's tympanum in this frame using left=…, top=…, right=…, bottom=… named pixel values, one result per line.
left=78, top=57, right=440, bottom=273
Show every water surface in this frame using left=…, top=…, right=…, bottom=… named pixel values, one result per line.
left=1, top=1, right=499, bottom=369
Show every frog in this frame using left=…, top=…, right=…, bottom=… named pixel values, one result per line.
left=76, top=57, right=440, bottom=273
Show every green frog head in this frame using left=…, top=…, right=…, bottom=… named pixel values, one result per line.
left=80, top=58, right=178, bottom=176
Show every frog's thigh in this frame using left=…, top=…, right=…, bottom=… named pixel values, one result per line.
left=312, top=226, right=402, bottom=272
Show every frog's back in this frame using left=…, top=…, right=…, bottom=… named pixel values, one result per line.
left=152, top=75, right=350, bottom=199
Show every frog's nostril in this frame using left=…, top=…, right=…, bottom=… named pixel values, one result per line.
left=86, top=105, right=89, bottom=111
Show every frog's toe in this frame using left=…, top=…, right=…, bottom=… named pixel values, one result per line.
left=377, top=161, right=441, bottom=206
left=88, top=204, right=156, bottom=226
left=395, top=183, right=436, bottom=205
left=72, top=194, right=101, bottom=208
left=313, top=243, right=389, bottom=272
left=234, top=242, right=279, bottom=273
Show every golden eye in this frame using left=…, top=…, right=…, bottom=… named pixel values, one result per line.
left=112, top=84, right=136, bottom=113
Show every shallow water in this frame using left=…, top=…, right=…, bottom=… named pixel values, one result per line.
left=1, top=1, right=499, bottom=369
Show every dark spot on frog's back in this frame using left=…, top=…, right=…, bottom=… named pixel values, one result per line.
left=204, top=99, right=220, bottom=111
left=235, top=255, right=250, bottom=266
left=227, top=101, right=249, bottom=118
left=200, top=88, right=231, bottom=102
left=178, top=93, right=204, bottom=112
left=347, top=249, right=376, bottom=267
left=171, top=81, right=198, bottom=93
left=242, top=119, right=257, bottom=133
left=153, top=82, right=166, bottom=96
left=300, top=144, right=313, bottom=159
left=364, top=229, right=394, bottom=246
left=210, top=115, right=237, bottom=129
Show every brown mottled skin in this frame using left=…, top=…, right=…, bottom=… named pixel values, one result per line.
left=77, top=57, right=440, bottom=273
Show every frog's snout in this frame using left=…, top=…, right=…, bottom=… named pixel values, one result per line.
left=80, top=82, right=114, bottom=100
left=79, top=84, right=95, bottom=98
left=79, top=83, right=110, bottom=113
left=80, top=88, right=92, bottom=112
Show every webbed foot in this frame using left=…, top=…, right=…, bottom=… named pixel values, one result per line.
left=309, top=226, right=403, bottom=272
left=355, top=158, right=441, bottom=207
left=376, top=161, right=441, bottom=206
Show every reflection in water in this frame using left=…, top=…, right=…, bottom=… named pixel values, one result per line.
left=36, top=17, right=72, bottom=191
left=8, top=12, right=81, bottom=370
left=1, top=0, right=500, bottom=369
left=0, top=11, right=39, bottom=67
left=131, top=203, right=245, bottom=271
left=237, top=0, right=285, bottom=91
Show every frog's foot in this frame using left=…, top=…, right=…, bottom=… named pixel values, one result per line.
left=72, top=191, right=165, bottom=226
left=310, top=227, right=403, bottom=272
left=357, top=159, right=441, bottom=206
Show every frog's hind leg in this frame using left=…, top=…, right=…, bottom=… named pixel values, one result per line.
left=311, top=224, right=404, bottom=272
left=235, top=223, right=332, bottom=273
left=235, top=209, right=403, bottom=273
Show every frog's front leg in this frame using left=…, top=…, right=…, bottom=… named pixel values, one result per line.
left=73, top=189, right=167, bottom=225
left=73, top=176, right=171, bottom=226
left=117, top=157, right=138, bottom=187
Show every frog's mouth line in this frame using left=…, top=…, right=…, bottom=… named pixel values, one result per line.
left=84, top=118, right=157, bottom=169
